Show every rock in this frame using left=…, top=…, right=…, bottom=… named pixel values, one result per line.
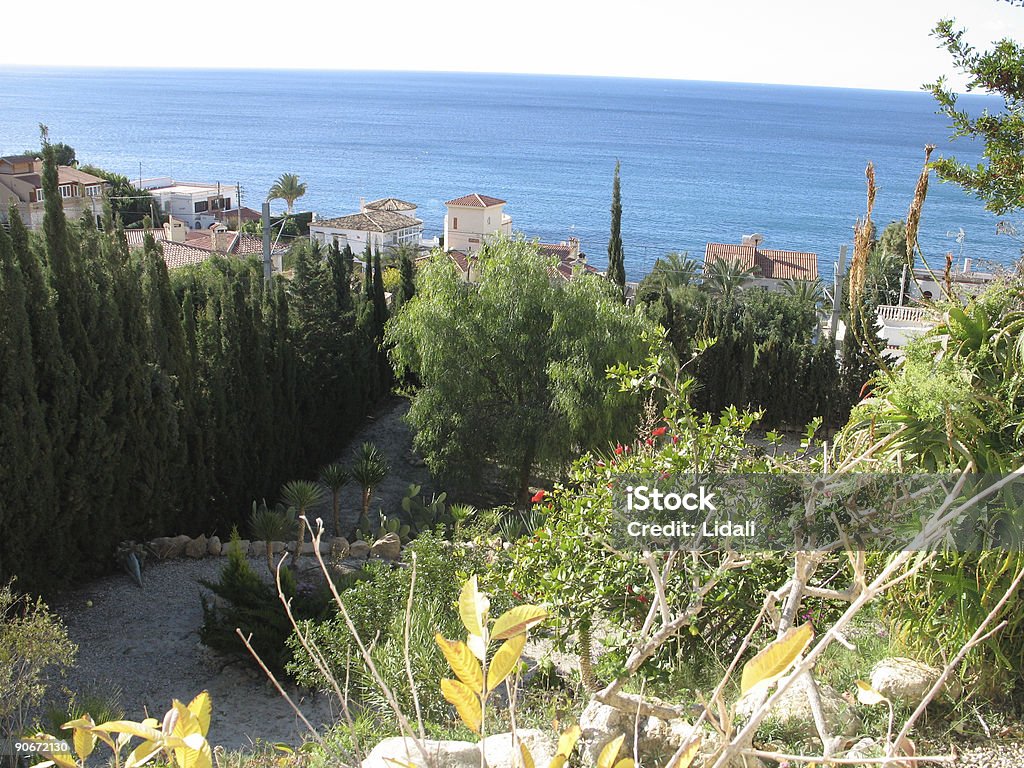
left=370, top=532, right=402, bottom=560
left=870, top=657, right=961, bottom=705
left=349, top=540, right=371, bottom=559
left=579, top=700, right=633, bottom=766
left=185, top=535, right=208, bottom=558
left=270, top=541, right=286, bottom=554
left=225, top=539, right=250, bottom=556
left=736, top=675, right=860, bottom=740
left=640, top=717, right=713, bottom=766
left=330, top=537, right=351, bottom=558
left=362, top=730, right=554, bottom=768
left=207, top=536, right=222, bottom=556
left=149, top=536, right=181, bottom=559
left=249, top=541, right=266, bottom=558
left=846, top=737, right=881, bottom=762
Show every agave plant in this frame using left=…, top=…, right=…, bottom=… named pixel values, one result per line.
left=350, top=443, right=389, bottom=535
left=249, top=499, right=293, bottom=574
left=320, top=462, right=351, bottom=537
left=279, top=480, right=325, bottom=566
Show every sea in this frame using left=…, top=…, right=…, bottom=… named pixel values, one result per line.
left=0, top=68, right=1015, bottom=283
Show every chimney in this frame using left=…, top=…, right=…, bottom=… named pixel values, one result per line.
left=210, top=224, right=231, bottom=253
left=164, top=216, right=187, bottom=243
left=360, top=197, right=366, bottom=212
left=568, top=237, right=580, bottom=259
left=963, top=258, right=971, bottom=274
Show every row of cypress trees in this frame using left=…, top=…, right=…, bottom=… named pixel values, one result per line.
left=0, top=145, right=390, bottom=594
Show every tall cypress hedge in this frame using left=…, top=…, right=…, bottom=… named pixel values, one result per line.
left=0, top=149, right=383, bottom=594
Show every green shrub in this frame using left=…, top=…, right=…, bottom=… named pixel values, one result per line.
left=200, top=535, right=332, bottom=674
left=0, top=580, right=77, bottom=744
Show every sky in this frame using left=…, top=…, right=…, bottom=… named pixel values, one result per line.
left=4, top=0, right=1022, bottom=91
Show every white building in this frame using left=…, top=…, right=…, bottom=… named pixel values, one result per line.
left=875, top=304, right=937, bottom=360
left=906, top=261, right=998, bottom=303
left=309, top=197, right=424, bottom=254
left=141, top=178, right=235, bottom=230
left=443, top=193, right=512, bottom=254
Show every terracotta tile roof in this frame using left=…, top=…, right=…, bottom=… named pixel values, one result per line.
left=703, top=243, right=818, bottom=281
left=0, top=154, right=37, bottom=165
left=447, top=250, right=476, bottom=273
left=122, top=229, right=166, bottom=247
left=445, top=193, right=506, bottom=208
left=159, top=241, right=219, bottom=270
left=363, top=197, right=417, bottom=212
left=313, top=210, right=421, bottom=233
left=184, top=229, right=287, bottom=256
left=215, top=206, right=262, bottom=224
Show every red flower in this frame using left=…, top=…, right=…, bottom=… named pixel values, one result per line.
left=530, top=490, right=546, bottom=503
left=652, top=426, right=668, bottom=437
left=614, top=444, right=624, bottom=455
left=645, top=438, right=653, bottom=446
left=671, top=435, right=679, bottom=445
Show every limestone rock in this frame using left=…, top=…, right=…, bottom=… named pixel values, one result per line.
left=579, top=700, right=633, bottom=766
left=349, top=540, right=371, bottom=559
left=370, top=532, right=402, bottom=561
left=185, top=535, right=208, bottom=558
left=736, top=675, right=860, bottom=740
left=226, top=539, right=250, bottom=556
left=331, top=537, right=351, bottom=558
left=207, top=536, right=222, bottom=556
left=870, top=657, right=961, bottom=705
left=149, top=536, right=187, bottom=559
left=270, top=541, right=286, bottom=554
left=362, top=730, right=554, bottom=768
left=640, top=717, right=713, bottom=766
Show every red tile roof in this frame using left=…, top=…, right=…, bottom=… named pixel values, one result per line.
left=363, top=197, right=417, bottom=212
left=704, top=243, right=818, bottom=281
left=159, top=242, right=219, bottom=270
left=447, top=250, right=475, bottom=273
left=445, top=193, right=506, bottom=208
left=122, top=229, right=166, bottom=247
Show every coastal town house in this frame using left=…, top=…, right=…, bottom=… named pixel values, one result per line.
left=0, top=155, right=108, bottom=230
left=122, top=216, right=290, bottom=270
left=703, top=235, right=819, bottom=291
left=309, top=197, right=424, bottom=254
left=444, top=193, right=512, bottom=255
left=141, top=178, right=236, bottom=230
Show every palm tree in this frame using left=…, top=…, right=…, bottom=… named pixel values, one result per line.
left=280, top=480, right=325, bottom=566
left=249, top=500, right=293, bottom=574
left=320, top=463, right=351, bottom=536
left=650, top=252, right=698, bottom=290
left=702, top=258, right=755, bottom=300
left=350, top=443, right=389, bottom=534
left=782, top=277, right=826, bottom=312
left=267, top=173, right=307, bottom=214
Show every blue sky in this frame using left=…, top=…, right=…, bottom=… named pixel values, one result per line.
left=5, top=0, right=1022, bottom=91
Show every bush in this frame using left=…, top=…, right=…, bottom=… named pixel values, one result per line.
left=0, top=580, right=77, bottom=743
left=200, top=535, right=332, bottom=674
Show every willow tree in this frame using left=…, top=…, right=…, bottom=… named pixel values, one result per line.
left=387, top=237, right=658, bottom=504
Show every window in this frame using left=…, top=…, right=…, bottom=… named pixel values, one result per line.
left=86, top=185, right=102, bottom=197
left=452, top=217, right=458, bottom=230
left=35, top=187, right=44, bottom=202
left=194, top=201, right=209, bottom=213
left=58, top=184, right=75, bottom=199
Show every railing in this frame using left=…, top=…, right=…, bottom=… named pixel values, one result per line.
left=876, top=304, right=930, bottom=324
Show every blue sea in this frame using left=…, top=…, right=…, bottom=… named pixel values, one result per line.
left=0, top=68, right=1014, bottom=282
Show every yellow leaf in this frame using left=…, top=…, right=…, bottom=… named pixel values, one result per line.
left=435, top=634, right=484, bottom=691
left=596, top=734, right=626, bottom=768
left=491, top=605, right=548, bottom=641
left=187, top=691, right=212, bottom=738
left=613, top=760, right=634, bottom=768
left=666, top=734, right=701, bottom=768
left=549, top=757, right=567, bottom=768
left=467, top=633, right=488, bottom=661
left=171, top=700, right=202, bottom=739
left=50, top=753, right=77, bottom=768
left=125, top=739, right=164, bottom=768
left=520, top=742, right=536, bottom=768
left=72, top=727, right=97, bottom=761
left=555, top=725, right=581, bottom=758
left=739, top=622, right=813, bottom=697
left=383, top=759, right=419, bottom=768
left=440, top=678, right=482, bottom=733
left=173, top=733, right=212, bottom=768
left=91, top=720, right=164, bottom=742
left=458, top=576, right=489, bottom=638
left=855, top=680, right=889, bottom=706
left=487, top=634, right=527, bottom=691
left=60, top=716, right=94, bottom=731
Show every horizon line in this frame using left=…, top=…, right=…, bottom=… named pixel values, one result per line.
left=0, top=63, right=993, bottom=98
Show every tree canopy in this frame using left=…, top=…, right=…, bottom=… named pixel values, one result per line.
left=927, top=11, right=1024, bottom=214
left=386, top=238, right=659, bottom=503
left=267, top=173, right=308, bottom=213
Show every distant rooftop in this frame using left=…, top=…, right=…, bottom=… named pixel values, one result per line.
left=313, top=210, right=421, bottom=233
left=445, top=193, right=506, bottom=208
left=704, top=242, right=818, bottom=281
left=363, top=197, right=417, bottom=213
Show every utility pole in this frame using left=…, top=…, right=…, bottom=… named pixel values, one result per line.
left=262, top=201, right=272, bottom=283
left=829, top=245, right=848, bottom=344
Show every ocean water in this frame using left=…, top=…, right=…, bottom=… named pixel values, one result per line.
left=0, top=68, right=1014, bottom=282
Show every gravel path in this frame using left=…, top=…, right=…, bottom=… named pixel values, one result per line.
left=39, top=397, right=427, bottom=752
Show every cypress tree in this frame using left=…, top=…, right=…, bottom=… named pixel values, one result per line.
left=607, top=160, right=626, bottom=295
left=397, top=251, right=416, bottom=308
left=372, top=249, right=389, bottom=329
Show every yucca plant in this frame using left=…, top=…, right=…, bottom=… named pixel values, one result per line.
left=320, top=462, right=351, bottom=537
left=350, top=443, right=389, bottom=535
left=248, top=500, right=293, bottom=574
left=279, top=480, right=325, bottom=566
